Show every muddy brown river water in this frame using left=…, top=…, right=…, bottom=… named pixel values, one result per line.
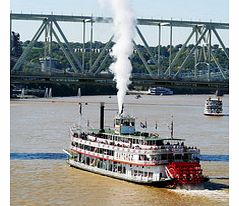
left=11, top=95, right=229, bottom=206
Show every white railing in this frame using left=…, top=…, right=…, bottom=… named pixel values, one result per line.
left=71, top=136, right=200, bottom=155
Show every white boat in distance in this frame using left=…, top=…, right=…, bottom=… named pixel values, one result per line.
left=64, top=103, right=208, bottom=188
left=148, top=87, right=173, bottom=95
left=204, top=97, right=223, bottom=116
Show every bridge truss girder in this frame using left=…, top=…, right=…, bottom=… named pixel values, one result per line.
left=10, top=13, right=229, bottom=81
left=168, top=25, right=229, bottom=80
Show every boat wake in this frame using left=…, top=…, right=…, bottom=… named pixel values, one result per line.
left=173, top=186, right=229, bottom=202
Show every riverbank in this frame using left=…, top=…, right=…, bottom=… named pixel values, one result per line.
left=11, top=83, right=228, bottom=98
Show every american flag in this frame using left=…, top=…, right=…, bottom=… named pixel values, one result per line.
left=140, top=122, right=147, bottom=128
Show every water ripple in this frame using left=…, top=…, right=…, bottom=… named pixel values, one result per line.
left=10, top=153, right=67, bottom=160
left=200, top=154, right=229, bottom=161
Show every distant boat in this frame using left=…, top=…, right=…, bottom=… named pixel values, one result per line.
left=127, top=90, right=149, bottom=95
left=148, top=87, right=173, bottom=95
left=204, top=97, right=224, bottom=116
left=11, top=88, right=42, bottom=99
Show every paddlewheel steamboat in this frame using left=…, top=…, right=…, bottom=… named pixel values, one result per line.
left=64, top=103, right=208, bottom=188
left=204, top=97, right=223, bottom=116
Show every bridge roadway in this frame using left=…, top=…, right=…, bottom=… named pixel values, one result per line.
left=11, top=73, right=229, bottom=91
left=11, top=13, right=229, bottom=29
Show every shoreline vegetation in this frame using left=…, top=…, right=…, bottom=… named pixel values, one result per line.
left=11, top=38, right=228, bottom=97
left=11, top=38, right=228, bottom=75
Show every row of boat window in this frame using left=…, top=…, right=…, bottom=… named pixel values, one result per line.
left=205, top=108, right=223, bottom=112
left=73, top=153, right=155, bottom=178
left=75, top=153, right=127, bottom=174
left=115, top=119, right=135, bottom=126
left=72, top=138, right=197, bottom=152
left=71, top=142, right=194, bottom=162
left=73, top=132, right=164, bottom=146
left=72, top=142, right=113, bottom=155
left=205, top=106, right=222, bottom=109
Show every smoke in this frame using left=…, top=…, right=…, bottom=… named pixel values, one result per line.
left=98, top=0, right=136, bottom=113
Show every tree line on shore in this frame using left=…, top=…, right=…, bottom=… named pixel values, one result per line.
left=11, top=34, right=229, bottom=75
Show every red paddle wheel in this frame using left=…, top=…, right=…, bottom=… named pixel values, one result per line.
left=165, top=162, right=203, bottom=188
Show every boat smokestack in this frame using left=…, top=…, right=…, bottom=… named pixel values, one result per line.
left=100, top=102, right=105, bottom=132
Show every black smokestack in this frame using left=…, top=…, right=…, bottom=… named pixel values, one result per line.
left=100, top=102, right=105, bottom=132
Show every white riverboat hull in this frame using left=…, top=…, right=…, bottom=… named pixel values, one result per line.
left=204, top=112, right=224, bottom=116
left=67, top=159, right=173, bottom=186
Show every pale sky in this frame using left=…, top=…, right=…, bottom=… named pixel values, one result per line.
left=10, top=0, right=229, bottom=46
left=10, top=0, right=229, bottom=21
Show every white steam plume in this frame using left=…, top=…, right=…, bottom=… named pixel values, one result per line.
left=99, top=0, right=136, bottom=113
